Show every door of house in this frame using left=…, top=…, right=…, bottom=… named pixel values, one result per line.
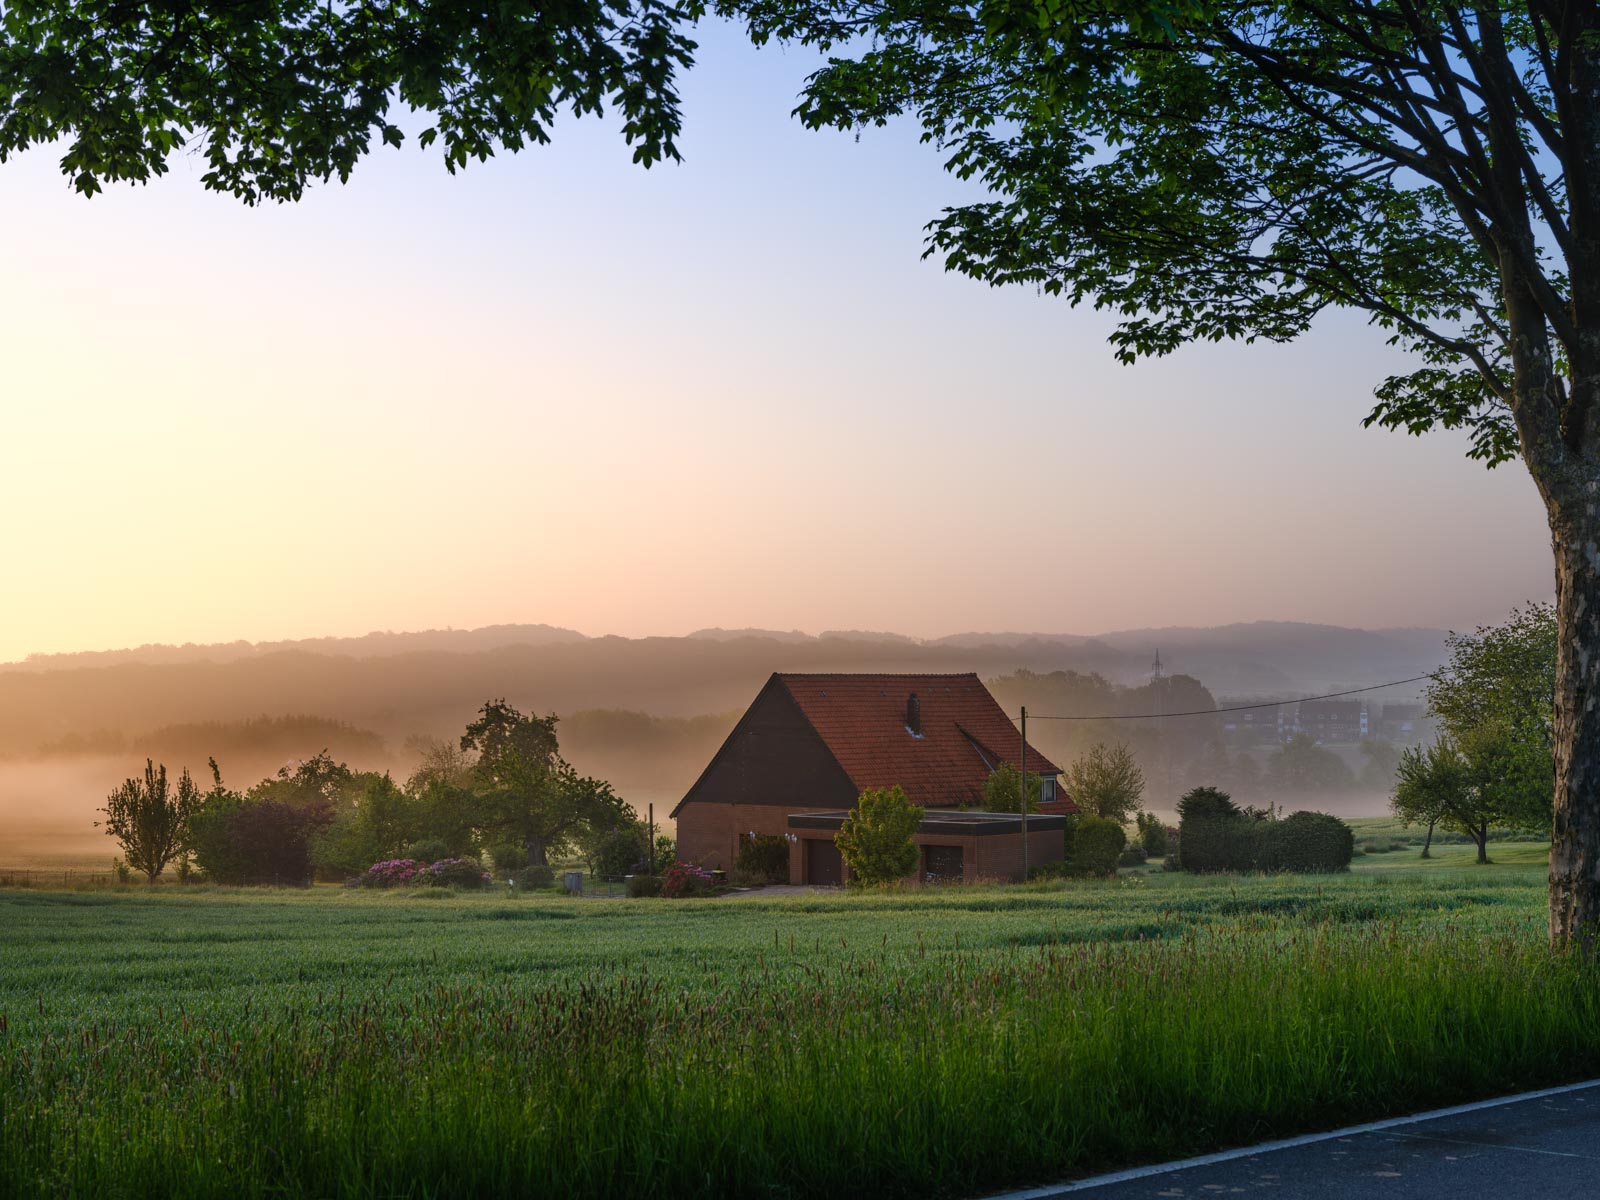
left=924, top=844, right=964, bottom=883
left=806, top=839, right=843, bottom=886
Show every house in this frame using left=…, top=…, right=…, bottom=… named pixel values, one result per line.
left=1294, top=699, right=1367, bottom=743
left=671, top=672, right=1072, bottom=884
left=1222, top=704, right=1291, bottom=745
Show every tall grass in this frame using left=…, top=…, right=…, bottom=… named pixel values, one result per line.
left=1, top=872, right=1589, bottom=1199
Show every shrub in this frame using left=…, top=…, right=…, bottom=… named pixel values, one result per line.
left=1071, top=816, right=1126, bottom=876
left=626, top=874, right=663, bottom=898
left=1178, top=815, right=1256, bottom=872
left=403, top=839, right=451, bottom=864
left=191, top=797, right=329, bottom=886
left=734, top=834, right=790, bottom=883
left=1118, top=845, right=1148, bottom=867
left=589, top=828, right=647, bottom=880
left=1177, top=786, right=1239, bottom=821
left=1027, top=861, right=1072, bottom=881
left=425, top=857, right=491, bottom=889
left=660, top=863, right=716, bottom=899
left=1179, top=810, right=1353, bottom=873
left=514, top=864, right=555, bottom=890
left=1061, top=812, right=1080, bottom=863
left=489, top=843, right=529, bottom=872
left=1135, top=811, right=1168, bottom=856
left=363, top=859, right=427, bottom=888
left=836, top=786, right=920, bottom=887
left=653, top=834, right=675, bottom=870
left=1268, top=811, right=1354, bottom=872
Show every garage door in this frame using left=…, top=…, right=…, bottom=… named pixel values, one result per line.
left=806, top=839, right=843, bottom=886
left=924, top=844, right=963, bottom=883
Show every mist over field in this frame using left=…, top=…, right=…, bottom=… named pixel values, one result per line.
left=0, top=621, right=1446, bottom=867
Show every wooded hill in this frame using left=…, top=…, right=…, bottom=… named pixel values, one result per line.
left=0, top=621, right=1447, bottom=758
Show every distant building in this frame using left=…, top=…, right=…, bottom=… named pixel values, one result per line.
left=1294, top=700, right=1367, bottom=743
left=1222, top=705, right=1291, bottom=745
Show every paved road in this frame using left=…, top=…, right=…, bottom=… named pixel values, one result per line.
left=997, top=1081, right=1600, bottom=1200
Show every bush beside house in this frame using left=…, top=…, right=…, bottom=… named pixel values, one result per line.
left=734, top=833, right=790, bottom=883
left=836, top=786, right=920, bottom=887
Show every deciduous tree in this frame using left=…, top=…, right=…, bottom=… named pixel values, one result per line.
left=721, top=0, right=1600, bottom=949
left=1427, top=604, right=1557, bottom=762
left=98, top=759, right=199, bottom=882
left=1393, top=726, right=1548, bottom=864
left=983, top=760, right=1042, bottom=813
left=460, top=700, right=631, bottom=865
left=0, top=0, right=697, bottom=201
left=1063, top=742, right=1145, bottom=823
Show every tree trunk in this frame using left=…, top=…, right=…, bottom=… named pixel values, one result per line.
left=1543, top=6, right=1600, bottom=953
left=1549, top=511, right=1600, bottom=951
left=1421, top=817, right=1434, bottom=859
left=524, top=836, right=549, bottom=867
left=1476, top=822, right=1489, bottom=866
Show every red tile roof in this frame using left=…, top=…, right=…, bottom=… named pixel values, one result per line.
left=776, top=673, right=1063, bottom=809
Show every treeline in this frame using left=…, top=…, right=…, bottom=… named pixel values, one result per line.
left=99, top=702, right=651, bottom=886
left=991, top=669, right=1403, bottom=808
left=35, top=715, right=385, bottom=765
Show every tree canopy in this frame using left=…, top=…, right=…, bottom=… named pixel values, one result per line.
left=836, top=785, right=921, bottom=885
left=1063, top=741, right=1145, bottom=822
left=727, top=0, right=1570, bottom=467
left=460, top=699, right=632, bottom=865
left=1393, top=604, right=1559, bottom=858
left=0, top=0, right=698, bottom=201
left=983, top=760, right=1042, bottom=813
left=717, top=0, right=1600, bottom=946
left=98, top=759, right=199, bottom=882
left=1426, top=603, right=1557, bottom=753
left=1393, top=728, right=1548, bottom=863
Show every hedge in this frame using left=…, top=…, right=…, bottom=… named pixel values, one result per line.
left=1178, top=810, right=1352, bottom=874
left=1270, top=811, right=1354, bottom=872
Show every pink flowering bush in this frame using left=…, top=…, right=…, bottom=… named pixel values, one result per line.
left=363, top=859, right=426, bottom=887
left=425, top=858, right=492, bottom=889
left=362, top=857, right=491, bottom=889
left=659, top=863, right=716, bottom=899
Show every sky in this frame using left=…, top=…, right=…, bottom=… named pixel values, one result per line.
left=0, top=20, right=1556, bottom=665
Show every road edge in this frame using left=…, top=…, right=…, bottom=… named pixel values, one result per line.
left=986, top=1077, right=1600, bottom=1198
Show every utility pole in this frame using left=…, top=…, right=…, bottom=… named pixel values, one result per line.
left=1152, top=650, right=1170, bottom=811
left=1020, top=705, right=1029, bottom=879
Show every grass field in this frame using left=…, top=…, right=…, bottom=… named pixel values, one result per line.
left=2, top=857, right=1592, bottom=1199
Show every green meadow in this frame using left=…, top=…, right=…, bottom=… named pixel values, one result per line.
left=3, top=853, right=1594, bottom=1200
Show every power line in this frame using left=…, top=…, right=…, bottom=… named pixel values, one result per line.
left=1020, top=674, right=1433, bottom=722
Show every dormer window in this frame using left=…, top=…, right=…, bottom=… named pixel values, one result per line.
left=906, top=692, right=923, bottom=738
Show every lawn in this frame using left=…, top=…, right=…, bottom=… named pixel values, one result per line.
left=1, top=863, right=1591, bottom=1199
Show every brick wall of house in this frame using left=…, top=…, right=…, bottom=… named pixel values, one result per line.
left=676, top=803, right=839, bottom=873
left=966, top=827, right=1065, bottom=881
left=682, top=807, right=1068, bottom=884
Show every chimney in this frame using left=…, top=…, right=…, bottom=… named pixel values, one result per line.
left=906, top=692, right=922, bottom=736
